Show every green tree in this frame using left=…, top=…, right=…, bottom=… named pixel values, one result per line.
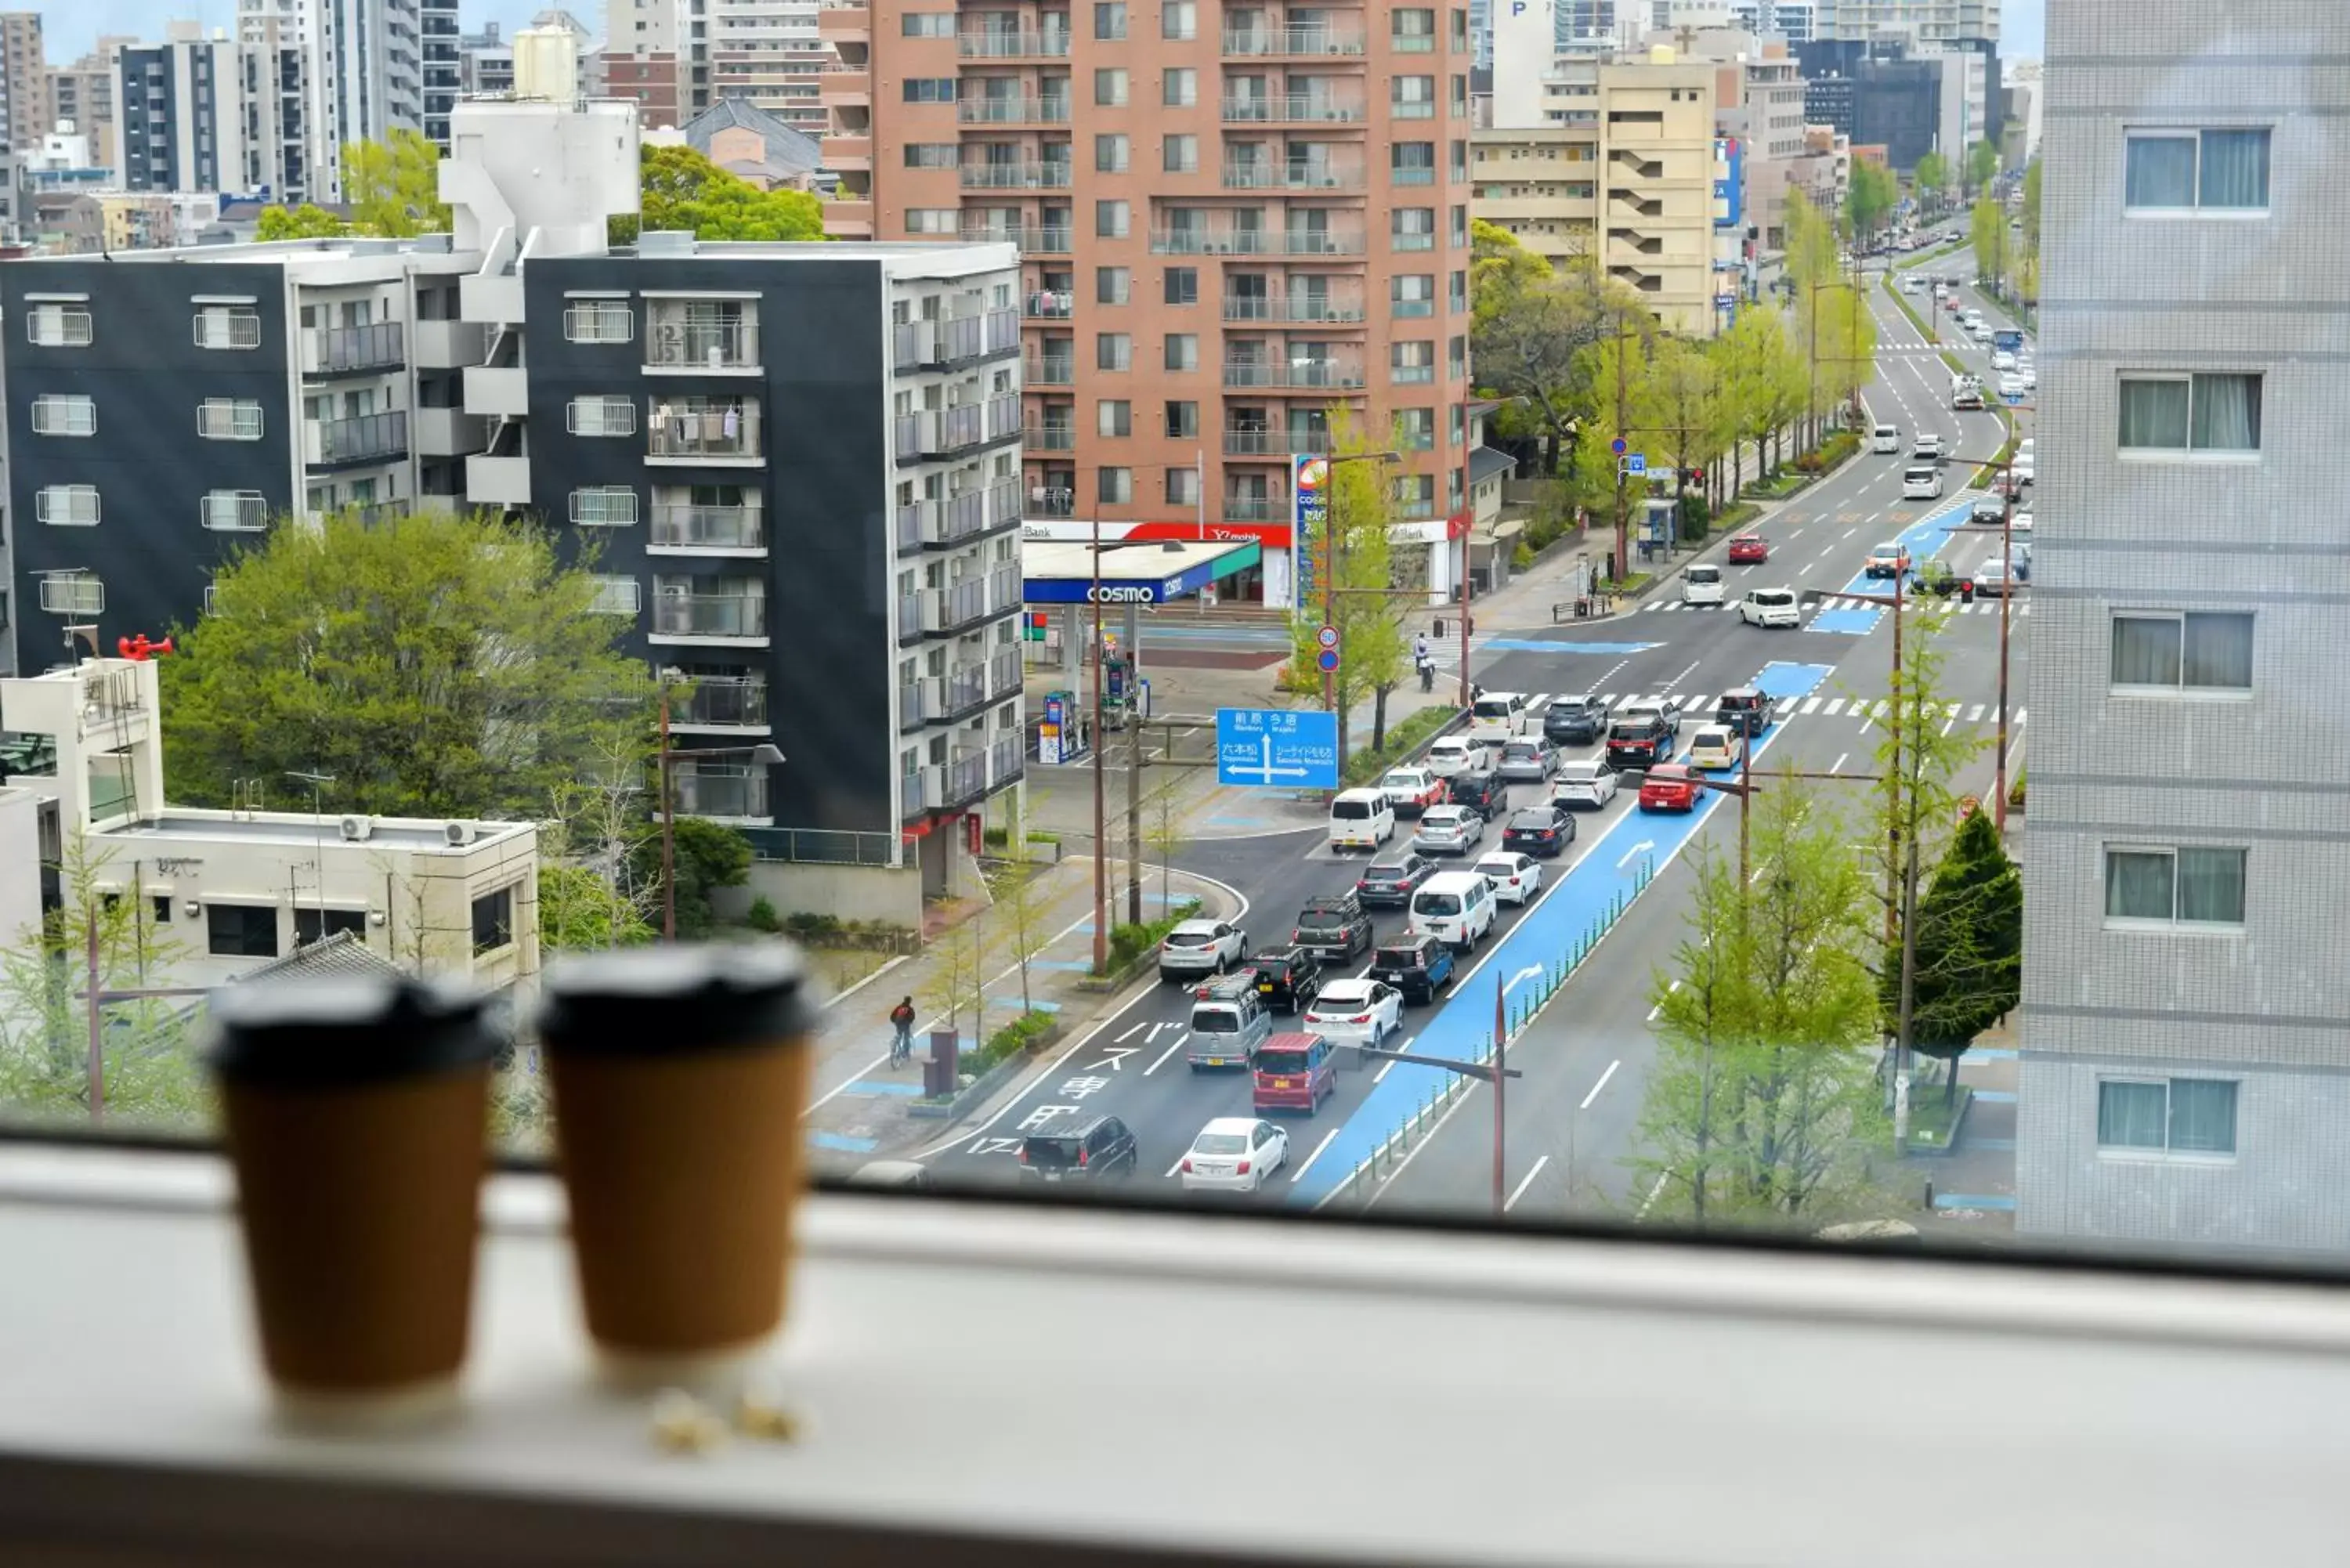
left=1285, top=410, right=1408, bottom=757
left=1911, top=150, right=1950, bottom=214
left=1567, top=323, right=1662, bottom=576
left=342, top=128, right=452, bottom=238
left=1634, top=337, right=1729, bottom=537
left=613, top=143, right=826, bottom=244
left=1965, top=138, right=2001, bottom=197
left=539, top=864, right=657, bottom=951
left=2020, top=156, right=2041, bottom=250
left=1969, top=197, right=2011, bottom=293
left=626, top=817, right=752, bottom=941
left=1780, top=186, right=1839, bottom=293
left=255, top=202, right=352, bottom=240
left=1714, top=305, right=1806, bottom=490
left=159, top=508, right=658, bottom=820
left=1895, top=808, right=2022, bottom=1106
left=1845, top=159, right=1899, bottom=247
left=1469, top=224, right=1618, bottom=475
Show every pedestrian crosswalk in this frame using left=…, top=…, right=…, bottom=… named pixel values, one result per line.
left=1642, top=598, right=2029, bottom=616
left=1573, top=692, right=2026, bottom=736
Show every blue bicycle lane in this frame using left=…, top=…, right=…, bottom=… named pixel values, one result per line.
left=1808, top=494, right=1979, bottom=636
left=1287, top=659, right=1837, bottom=1207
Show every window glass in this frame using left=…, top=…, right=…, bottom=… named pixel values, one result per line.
left=2105, top=850, right=2175, bottom=921
left=2198, top=129, right=2269, bottom=207
left=2096, top=1081, right=2169, bottom=1149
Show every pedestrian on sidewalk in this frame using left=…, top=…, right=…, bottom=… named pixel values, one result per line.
left=888, top=997, right=916, bottom=1066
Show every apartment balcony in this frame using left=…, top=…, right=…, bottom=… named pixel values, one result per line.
left=987, top=647, right=1024, bottom=703
left=1390, top=165, right=1439, bottom=186
left=826, top=135, right=873, bottom=169
left=989, top=562, right=1021, bottom=615
left=1149, top=228, right=1366, bottom=256
left=957, top=96, right=1071, bottom=125
left=411, top=406, right=489, bottom=457
left=650, top=502, right=766, bottom=553
left=962, top=161, right=1072, bottom=190
left=463, top=365, right=529, bottom=417
left=1025, top=424, right=1076, bottom=451
left=1222, top=494, right=1288, bottom=522
left=1219, top=96, right=1365, bottom=125
left=1220, top=359, right=1366, bottom=390
left=1025, top=289, right=1074, bottom=320
left=818, top=63, right=870, bottom=109
left=898, top=677, right=936, bottom=730
left=987, top=393, right=1022, bottom=440
left=645, top=313, right=761, bottom=372
left=1024, top=354, right=1075, bottom=386
left=1220, top=24, right=1365, bottom=55
left=958, top=28, right=1070, bottom=56
left=672, top=676, right=771, bottom=732
left=467, top=453, right=531, bottom=504
left=816, top=0, right=868, bottom=44
left=1478, top=191, right=1582, bottom=222
left=893, top=403, right=996, bottom=463
left=1028, top=484, right=1076, bottom=517
left=823, top=199, right=874, bottom=237
left=305, top=410, right=408, bottom=468
left=938, top=662, right=992, bottom=721
left=1390, top=99, right=1437, bottom=120
left=967, top=224, right=1072, bottom=253
left=302, top=322, right=406, bottom=378
left=1224, top=428, right=1335, bottom=457
left=919, top=577, right=993, bottom=635
left=1220, top=163, right=1365, bottom=191
left=410, top=318, right=488, bottom=369
left=1222, top=298, right=1366, bottom=323
left=647, top=403, right=763, bottom=464
left=671, top=761, right=771, bottom=822
left=651, top=591, right=770, bottom=645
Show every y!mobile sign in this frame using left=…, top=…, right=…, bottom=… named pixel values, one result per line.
left=1292, top=453, right=1329, bottom=603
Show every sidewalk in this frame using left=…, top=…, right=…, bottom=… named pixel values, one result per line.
left=1907, top=1014, right=2019, bottom=1239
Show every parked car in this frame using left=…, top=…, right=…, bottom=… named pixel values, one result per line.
left=1379, top=766, right=1448, bottom=818
left=1542, top=694, right=1612, bottom=746
left=1247, top=945, right=1323, bottom=1014
left=1501, top=807, right=1574, bottom=858
left=1177, top=1117, right=1287, bottom=1193
left=1354, top=852, right=1436, bottom=909
left=1551, top=758, right=1619, bottom=810
left=1158, top=918, right=1248, bottom=981
left=1448, top=768, right=1510, bottom=822
left=1423, top=735, right=1491, bottom=779
left=1474, top=851, right=1544, bottom=907
left=1495, top=736, right=1556, bottom=783
left=1726, top=534, right=1770, bottom=564
left=1866, top=541, right=1911, bottom=579
left=1019, top=1114, right=1139, bottom=1183
left=1291, top=892, right=1372, bottom=961
left=1303, top=980, right=1405, bottom=1048
left=1639, top=763, right=1702, bottom=812
left=1368, top=935, right=1456, bottom=1006
left=1412, top=804, right=1484, bottom=857
left=1686, top=724, right=1738, bottom=771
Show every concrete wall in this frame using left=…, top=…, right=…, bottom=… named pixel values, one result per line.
left=743, top=859, right=924, bottom=928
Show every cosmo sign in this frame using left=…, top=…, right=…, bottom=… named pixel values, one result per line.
left=1292, top=453, right=1329, bottom=603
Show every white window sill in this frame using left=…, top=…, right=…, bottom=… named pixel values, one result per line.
left=2097, top=1147, right=2240, bottom=1167
left=2107, top=686, right=2255, bottom=703
left=0, top=1142, right=2347, bottom=1566
left=2103, top=919, right=2248, bottom=936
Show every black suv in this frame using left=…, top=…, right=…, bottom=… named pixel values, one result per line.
left=1019, top=1114, right=1138, bottom=1182
left=1448, top=768, right=1510, bottom=822
left=1543, top=694, right=1611, bottom=746
left=1354, top=851, right=1434, bottom=910
left=1606, top=715, right=1676, bottom=768
left=1292, top=892, right=1372, bottom=960
left=1248, top=945, right=1324, bottom=1013
left=1368, top=935, right=1458, bottom=1006
left=1502, top=805, right=1576, bottom=858
left=1713, top=688, right=1778, bottom=737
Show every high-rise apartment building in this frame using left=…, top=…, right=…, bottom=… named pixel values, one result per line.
left=235, top=0, right=453, bottom=194
left=603, top=0, right=712, bottom=128
left=0, top=13, right=47, bottom=152
left=819, top=0, right=1477, bottom=606
left=1812, top=0, right=1993, bottom=43
left=710, top=0, right=828, bottom=132
left=44, top=39, right=130, bottom=172
left=2017, top=3, right=2345, bottom=1252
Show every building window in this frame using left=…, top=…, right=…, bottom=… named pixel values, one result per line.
left=2118, top=372, right=2261, bottom=453
left=1094, top=2, right=1126, bottom=39
left=1163, top=133, right=1198, bottom=173
left=902, top=77, right=956, bottom=101
left=570, top=486, right=640, bottom=526
left=197, top=398, right=264, bottom=440
left=2124, top=128, right=2269, bottom=211
left=2104, top=845, right=2247, bottom=928
left=1393, top=274, right=1435, bottom=317
left=1393, top=208, right=1436, bottom=249
left=1161, top=0, right=1195, bottom=38
left=201, top=490, right=267, bottom=531
left=904, top=142, right=958, bottom=167
left=900, top=11, right=954, bottom=34
left=31, top=394, right=96, bottom=436
left=568, top=395, right=638, bottom=436
left=1098, top=466, right=1133, bottom=504
left=1095, top=198, right=1130, bottom=237
left=1391, top=341, right=1435, bottom=384
left=1095, top=132, right=1128, bottom=172
left=1165, top=400, right=1198, bottom=438
left=35, top=486, right=100, bottom=527
left=2110, top=611, right=2253, bottom=694
left=590, top=575, right=643, bottom=615
left=294, top=907, right=369, bottom=945
left=2097, top=1077, right=2239, bottom=1156
left=1097, top=331, right=1131, bottom=370
left=193, top=305, right=262, bottom=349
left=1397, top=408, right=1436, bottom=450
left=206, top=902, right=280, bottom=958
left=471, top=884, right=516, bottom=956
left=563, top=300, right=633, bottom=342
left=1094, top=67, right=1127, bottom=105
left=1162, top=67, right=1196, bottom=107
left=1097, top=399, right=1131, bottom=436
left=1165, top=333, right=1198, bottom=371
left=27, top=302, right=93, bottom=346
left=1166, top=465, right=1198, bottom=505
left=1163, top=266, right=1198, bottom=305
left=906, top=208, right=960, bottom=234
left=1096, top=266, right=1130, bottom=304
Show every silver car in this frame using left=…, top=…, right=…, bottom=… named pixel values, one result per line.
left=1495, top=736, right=1556, bottom=783
left=1412, top=804, right=1484, bottom=857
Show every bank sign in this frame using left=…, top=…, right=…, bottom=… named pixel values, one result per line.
left=1292, top=454, right=1329, bottom=603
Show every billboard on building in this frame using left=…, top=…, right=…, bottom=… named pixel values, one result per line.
left=1713, top=135, right=1744, bottom=228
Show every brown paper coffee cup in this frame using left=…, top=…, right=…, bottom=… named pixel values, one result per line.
left=208, top=975, right=496, bottom=1425
left=537, top=944, right=814, bottom=1385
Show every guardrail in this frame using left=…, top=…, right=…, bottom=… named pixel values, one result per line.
left=1315, top=853, right=1658, bottom=1209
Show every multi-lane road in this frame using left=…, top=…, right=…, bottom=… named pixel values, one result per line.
left=920, top=238, right=2037, bottom=1218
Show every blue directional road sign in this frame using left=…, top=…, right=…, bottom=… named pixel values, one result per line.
left=1216, top=707, right=1340, bottom=789
left=1626, top=453, right=1647, bottom=475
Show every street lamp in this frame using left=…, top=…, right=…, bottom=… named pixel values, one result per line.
left=656, top=668, right=783, bottom=941
left=285, top=769, right=334, bottom=947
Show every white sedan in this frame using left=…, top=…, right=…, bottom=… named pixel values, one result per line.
left=1997, top=372, right=2026, bottom=399
left=1303, top=979, right=1405, bottom=1046
left=1179, top=1118, right=1290, bottom=1193
left=1473, top=851, right=1544, bottom=907
left=1423, top=735, right=1491, bottom=779
left=1552, top=759, right=1619, bottom=809
left=1990, top=350, right=2016, bottom=371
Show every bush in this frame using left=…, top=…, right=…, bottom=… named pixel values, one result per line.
left=982, top=825, right=1011, bottom=848
left=1107, top=898, right=1204, bottom=970
left=745, top=896, right=781, bottom=934
left=1511, top=540, right=1535, bottom=571
left=964, top=1009, right=1058, bottom=1074
left=2008, top=768, right=2026, bottom=810
left=1676, top=490, right=1712, bottom=544
left=1341, top=705, right=1459, bottom=787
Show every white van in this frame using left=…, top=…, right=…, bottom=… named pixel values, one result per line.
left=1408, top=870, right=1497, bottom=951
left=1468, top=691, right=1530, bottom=745
left=1871, top=422, right=1901, bottom=454
left=1681, top=563, right=1726, bottom=606
left=1901, top=465, right=1943, bottom=500
left=1327, top=787, right=1395, bottom=851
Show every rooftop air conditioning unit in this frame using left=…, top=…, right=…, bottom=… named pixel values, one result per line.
left=443, top=821, right=476, bottom=847
left=339, top=815, right=374, bottom=842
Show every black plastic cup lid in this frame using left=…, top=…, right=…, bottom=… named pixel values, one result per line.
left=537, top=941, right=814, bottom=1057
left=208, top=974, right=497, bottom=1089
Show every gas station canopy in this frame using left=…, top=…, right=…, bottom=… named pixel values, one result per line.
left=1021, top=537, right=1264, bottom=605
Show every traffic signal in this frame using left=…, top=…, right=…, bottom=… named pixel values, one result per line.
left=1690, top=468, right=1705, bottom=486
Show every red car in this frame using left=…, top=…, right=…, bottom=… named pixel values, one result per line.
left=1639, top=764, right=1701, bottom=813
left=1726, top=534, right=1770, bottom=564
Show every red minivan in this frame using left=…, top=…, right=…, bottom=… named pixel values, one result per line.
left=1252, top=1031, right=1336, bottom=1115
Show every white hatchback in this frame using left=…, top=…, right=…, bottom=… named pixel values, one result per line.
left=1686, top=724, right=1738, bottom=771
left=1303, top=978, right=1405, bottom=1047
left=1179, top=1118, right=1289, bottom=1194
left=1740, top=588, right=1801, bottom=629
left=1473, top=851, right=1544, bottom=907
left=1551, top=758, right=1619, bottom=809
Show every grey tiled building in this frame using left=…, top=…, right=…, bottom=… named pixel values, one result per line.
left=2018, top=2, right=2350, bottom=1253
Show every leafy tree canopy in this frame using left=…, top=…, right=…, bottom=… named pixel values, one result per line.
left=255, top=130, right=450, bottom=240
left=626, top=815, right=753, bottom=939
left=255, top=202, right=354, bottom=240
left=611, top=144, right=826, bottom=244
left=1889, top=808, right=2022, bottom=1078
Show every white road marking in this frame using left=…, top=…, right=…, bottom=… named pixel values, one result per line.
left=1116, top=1021, right=1149, bottom=1043
left=1504, top=1155, right=1550, bottom=1212
left=1165, top=1155, right=1187, bottom=1178
left=1841, top=526, right=1859, bottom=540
left=1831, top=752, right=1849, bottom=774
left=1645, top=977, right=1683, bottom=1021
left=1636, top=1170, right=1671, bottom=1219
left=1800, top=696, right=1823, bottom=714
left=1143, top=1032, right=1189, bottom=1075
left=1289, top=1129, right=1340, bottom=1183
left=1581, top=1059, right=1621, bottom=1109
left=1823, top=697, right=1846, bottom=716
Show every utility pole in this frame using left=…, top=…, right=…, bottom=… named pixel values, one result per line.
left=1090, top=515, right=1108, bottom=972
left=1611, top=318, right=1632, bottom=581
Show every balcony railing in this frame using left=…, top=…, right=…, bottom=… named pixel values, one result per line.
left=1221, top=25, right=1365, bottom=53
left=990, top=734, right=1025, bottom=790
left=1224, top=429, right=1335, bottom=456
left=961, top=162, right=1072, bottom=189
left=651, top=503, right=765, bottom=550
left=648, top=403, right=762, bottom=461
left=1392, top=166, right=1437, bottom=186
left=989, top=563, right=1022, bottom=615
left=1025, top=425, right=1076, bottom=451
left=1391, top=99, right=1437, bottom=119
left=677, top=677, right=769, bottom=728
left=1220, top=96, right=1365, bottom=123
left=967, top=225, right=1072, bottom=252
left=304, top=321, right=405, bottom=375
left=645, top=316, right=760, bottom=370
left=1223, top=298, right=1366, bottom=323
left=941, top=663, right=990, bottom=718
left=1220, top=361, right=1367, bottom=389
left=1024, top=355, right=1075, bottom=386
left=1025, top=290, right=1074, bottom=319
left=1148, top=229, right=1365, bottom=255
left=938, top=750, right=991, bottom=809
left=1392, top=229, right=1437, bottom=251
left=1029, top=486, right=1076, bottom=518
left=653, top=592, right=768, bottom=638
left=989, top=648, right=1024, bottom=701
left=957, top=96, right=1071, bottom=123
left=923, top=578, right=992, bottom=634
left=959, top=28, right=1070, bottom=55
left=899, top=679, right=932, bottom=729
left=314, top=410, right=408, bottom=464
left=987, top=393, right=1021, bottom=440
left=1223, top=495, right=1287, bottom=522
left=1220, top=164, right=1363, bottom=190
left=671, top=762, right=770, bottom=820
left=989, top=479, right=1024, bottom=526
